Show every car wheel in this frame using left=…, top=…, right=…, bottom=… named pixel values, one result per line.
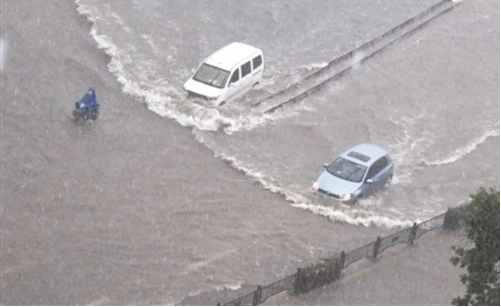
left=384, top=175, right=393, bottom=188
left=253, top=82, right=259, bottom=87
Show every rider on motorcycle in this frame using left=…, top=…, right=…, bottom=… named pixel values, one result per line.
left=76, top=87, right=97, bottom=110
left=74, top=87, right=99, bottom=120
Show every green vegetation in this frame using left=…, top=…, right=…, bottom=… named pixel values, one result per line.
left=294, top=256, right=341, bottom=294
left=450, top=188, right=500, bottom=306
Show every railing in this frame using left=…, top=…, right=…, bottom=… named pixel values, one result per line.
left=220, top=209, right=458, bottom=306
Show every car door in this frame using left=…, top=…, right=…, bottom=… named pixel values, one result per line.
left=234, top=61, right=253, bottom=98
left=224, top=68, right=241, bottom=101
left=373, top=157, right=391, bottom=193
left=363, top=158, right=387, bottom=197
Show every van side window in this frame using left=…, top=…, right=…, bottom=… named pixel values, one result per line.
left=252, top=55, right=262, bottom=70
left=241, top=62, right=251, bottom=78
left=230, top=70, right=239, bottom=83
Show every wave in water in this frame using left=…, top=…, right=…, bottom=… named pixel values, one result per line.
left=422, top=126, right=499, bottom=166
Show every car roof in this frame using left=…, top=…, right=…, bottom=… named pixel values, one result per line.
left=340, top=143, right=389, bottom=166
left=204, top=42, right=262, bottom=71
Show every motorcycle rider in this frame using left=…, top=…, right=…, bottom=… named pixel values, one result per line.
left=76, top=87, right=97, bottom=110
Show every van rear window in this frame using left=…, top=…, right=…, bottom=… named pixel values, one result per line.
left=252, top=55, right=262, bottom=69
left=241, top=62, right=251, bottom=78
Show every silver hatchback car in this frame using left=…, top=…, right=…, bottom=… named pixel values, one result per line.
left=311, top=143, right=393, bottom=204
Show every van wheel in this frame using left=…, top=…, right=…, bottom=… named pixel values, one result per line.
left=218, top=101, right=226, bottom=106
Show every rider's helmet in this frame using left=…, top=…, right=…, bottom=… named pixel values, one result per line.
left=86, top=88, right=97, bottom=107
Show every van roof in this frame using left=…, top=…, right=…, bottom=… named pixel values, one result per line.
left=205, top=42, right=262, bottom=71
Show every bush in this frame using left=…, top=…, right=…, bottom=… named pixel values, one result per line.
left=450, top=187, right=500, bottom=306
left=294, top=257, right=338, bottom=294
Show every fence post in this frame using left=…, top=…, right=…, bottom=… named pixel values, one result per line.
left=408, top=222, right=418, bottom=246
left=252, top=285, right=262, bottom=306
left=372, top=236, right=381, bottom=260
left=443, top=208, right=452, bottom=229
left=293, top=268, right=303, bottom=294
left=326, top=258, right=335, bottom=282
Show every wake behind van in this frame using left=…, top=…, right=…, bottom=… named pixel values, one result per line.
left=183, top=42, right=264, bottom=106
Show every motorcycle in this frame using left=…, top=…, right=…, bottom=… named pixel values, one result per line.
left=72, top=100, right=100, bottom=122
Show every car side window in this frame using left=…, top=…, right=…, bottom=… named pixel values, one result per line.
left=252, top=55, right=262, bottom=70
left=376, top=157, right=388, bottom=173
left=367, top=165, right=377, bottom=180
left=230, top=69, right=239, bottom=83
left=367, top=157, right=387, bottom=179
left=241, top=61, right=251, bottom=78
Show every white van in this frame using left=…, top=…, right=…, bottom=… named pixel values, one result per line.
left=183, top=42, right=264, bottom=106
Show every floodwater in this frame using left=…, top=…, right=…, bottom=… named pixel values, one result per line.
left=1, top=0, right=498, bottom=305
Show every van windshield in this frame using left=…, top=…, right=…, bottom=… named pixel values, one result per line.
left=193, top=64, right=230, bottom=89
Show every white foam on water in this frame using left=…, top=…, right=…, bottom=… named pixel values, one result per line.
left=388, top=113, right=428, bottom=164
left=296, top=61, right=329, bottom=72
left=214, top=282, right=243, bottom=292
left=0, top=38, right=8, bottom=72
left=290, top=202, right=416, bottom=228
left=422, top=126, right=500, bottom=166
left=108, top=11, right=131, bottom=34
left=187, top=290, right=202, bottom=297
left=351, top=50, right=365, bottom=70
left=385, top=111, right=433, bottom=185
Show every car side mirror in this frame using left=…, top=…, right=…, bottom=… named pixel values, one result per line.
left=229, top=82, right=235, bottom=87
left=366, top=178, right=374, bottom=183
left=323, top=163, right=328, bottom=169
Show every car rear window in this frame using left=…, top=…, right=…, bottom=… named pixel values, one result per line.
left=347, top=151, right=371, bottom=162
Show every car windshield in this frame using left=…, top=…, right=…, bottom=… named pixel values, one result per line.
left=326, top=157, right=367, bottom=183
left=193, top=64, right=230, bottom=89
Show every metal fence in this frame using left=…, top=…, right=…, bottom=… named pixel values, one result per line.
left=223, top=274, right=296, bottom=306
left=343, top=241, right=374, bottom=269
left=221, top=210, right=455, bottom=306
